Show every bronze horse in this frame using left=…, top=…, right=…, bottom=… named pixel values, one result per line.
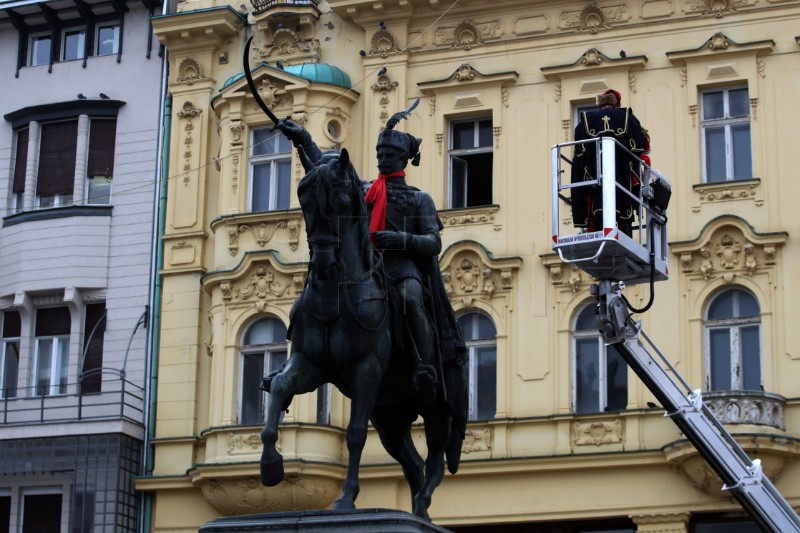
left=244, top=34, right=465, bottom=521
left=257, top=144, right=464, bottom=519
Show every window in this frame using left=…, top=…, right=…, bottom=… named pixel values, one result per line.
left=448, top=117, right=493, bottom=208
left=250, top=128, right=292, bottom=212
left=0, top=492, right=9, bottom=533
left=21, top=491, right=62, bottom=532
left=240, top=317, right=288, bottom=424
left=705, top=289, right=761, bottom=391
left=11, top=117, right=117, bottom=211
left=62, top=29, right=86, bottom=61
left=701, top=87, right=752, bottom=182
left=37, top=120, right=78, bottom=208
left=457, top=312, right=496, bottom=420
left=86, top=120, right=116, bottom=204
left=29, top=33, right=52, bottom=66
left=573, top=303, right=627, bottom=414
left=11, top=128, right=28, bottom=213
left=96, top=24, right=120, bottom=56
left=1, top=311, right=21, bottom=400
left=693, top=516, right=760, bottom=533
left=81, top=303, right=106, bottom=394
left=33, top=307, right=71, bottom=397
left=316, top=383, right=331, bottom=425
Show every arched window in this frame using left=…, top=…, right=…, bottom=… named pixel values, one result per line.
left=457, top=312, right=496, bottom=421
left=705, top=289, right=761, bottom=391
left=239, top=317, right=288, bottom=425
left=572, top=303, right=627, bottom=414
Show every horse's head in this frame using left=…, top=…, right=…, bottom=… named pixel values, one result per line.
left=297, top=148, right=368, bottom=279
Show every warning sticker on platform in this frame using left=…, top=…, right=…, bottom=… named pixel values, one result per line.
left=556, top=232, right=604, bottom=245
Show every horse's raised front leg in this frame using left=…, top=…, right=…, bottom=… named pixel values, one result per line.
left=260, top=352, right=321, bottom=486
left=332, top=358, right=382, bottom=511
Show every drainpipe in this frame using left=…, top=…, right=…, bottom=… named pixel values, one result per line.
left=140, top=55, right=171, bottom=533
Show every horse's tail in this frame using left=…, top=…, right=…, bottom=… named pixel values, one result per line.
left=445, top=418, right=464, bottom=474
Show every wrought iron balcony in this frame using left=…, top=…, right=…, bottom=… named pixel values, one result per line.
left=250, top=0, right=320, bottom=14
left=0, top=371, right=144, bottom=427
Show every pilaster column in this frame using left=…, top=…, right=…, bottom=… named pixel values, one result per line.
left=73, top=114, right=90, bottom=205
left=23, top=121, right=40, bottom=211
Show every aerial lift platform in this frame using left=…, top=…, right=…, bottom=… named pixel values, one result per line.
left=551, top=137, right=800, bottom=533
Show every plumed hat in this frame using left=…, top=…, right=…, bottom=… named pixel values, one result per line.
left=597, top=88, right=622, bottom=108
left=376, top=98, right=422, bottom=166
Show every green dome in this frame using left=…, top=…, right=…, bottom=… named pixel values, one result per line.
left=284, top=63, right=352, bottom=89
left=220, top=63, right=352, bottom=92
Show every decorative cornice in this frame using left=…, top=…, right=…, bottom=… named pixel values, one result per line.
left=418, top=64, right=518, bottom=93
left=152, top=6, right=247, bottom=50
left=667, top=32, right=774, bottom=64
left=541, top=48, right=646, bottom=79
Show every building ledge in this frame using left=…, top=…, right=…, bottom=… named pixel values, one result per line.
left=3, top=205, right=113, bottom=227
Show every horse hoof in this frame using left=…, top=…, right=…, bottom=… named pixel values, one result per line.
left=260, top=451, right=285, bottom=486
left=332, top=498, right=355, bottom=511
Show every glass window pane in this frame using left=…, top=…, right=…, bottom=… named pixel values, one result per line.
left=475, top=346, right=496, bottom=420
left=241, top=353, right=264, bottom=424
left=57, top=338, right=68, bottom=394
left=251, top=164, right=271, bottom=212
left=708, top=291, right=735, bottom=320
left=97, top=25, right=119, bottom=56
left=478, top=119, right=493, bottom=147
left=63, top=31, right=85, bottom=61
left=452, top=122, right=474, bottom=150
left=575, top=304, right=598, bottom=331
left=741, top=325, right=761, bottom=390
left=575, top=339, right=600, bottom=413
left=36, top=339, right=53, bottom=394
left=704, top=127, right=727, bottom=182
left=702, top=91, right=724, bottom=120
left=276, top=134, right=292, bottom=153
left=729, top=88, right=750, bottom=117
left=605, top=345, right=628, bottom=411
left=475, top=314, right=496, bottom=340
left=2, top=341, right=20, bottom=398
left=32, top=36, right=52, bottom=66
left=464, top=152, right=493, bottom=207
left=695, top=519, right=761, bottom=533
left=731, top=123, right=752, bottom=180
left=316, top=384, right=330, bottom=424
left=268, top=351, right=287, bottom=373
left=87, top=176, right=112, bottom=204
left=252, top=129, right=276, bottom=157
left=709, top=329, right=732, bottom=391
left=244, top=318, right=287, bottom=345
left=450, top=157, right=467, bottom=208
left=276, top=160, right=292, bottom=210
left=735, top=290, right=759, bottom=318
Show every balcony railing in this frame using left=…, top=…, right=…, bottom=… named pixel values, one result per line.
left=0, top=371, right=145, bottom=427
left=250, top=0, right=320, bottom=13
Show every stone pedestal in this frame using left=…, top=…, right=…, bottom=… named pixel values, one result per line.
left=199, top=509, right=454, bottom=532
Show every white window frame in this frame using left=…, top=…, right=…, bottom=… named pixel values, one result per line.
left=700, top=86, right=752, bottom=183
left=61, top=28, right=86, bottom=61
left=28, top=32, right=52, bottom=66
left=249, top=128, right=292, bottom=212
left=704, top=290, right=762, bottom=391
left=447, top=117, right=493, bottom=209
left=35, top=192, right=73, bottom=209
left=95, top=23, right=120, bottom=56
left=1, top=333, right=20, bottom=400
left=33, top=335, right=69, bottom=397
left=238, top=318, right=288, bottom=424
left=572, top=304, right=627, bottom=414
left=458, top=312, right=497, bottom=421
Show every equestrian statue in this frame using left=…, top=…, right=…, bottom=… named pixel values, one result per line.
left=243, top=39, right=468, bottom=521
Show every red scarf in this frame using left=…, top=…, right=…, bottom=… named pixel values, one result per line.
left=365, top=171, right=405, bottom=245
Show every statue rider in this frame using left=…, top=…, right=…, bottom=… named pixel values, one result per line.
left=277, top=103, right=464, bottom=405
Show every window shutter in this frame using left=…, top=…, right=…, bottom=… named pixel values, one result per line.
left=87, top=119, right=116, bottom=179
left=35, top=307, right=71, bottom=336
left=82, top=303, right=106, bottom=394
left=37, top=120, right=78, bottom=196
left=2, top=311, right=21, bottom=338
left=13, top=128, right=29, bottom=194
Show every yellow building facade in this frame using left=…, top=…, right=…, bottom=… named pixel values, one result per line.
left=140, top=0, right=800, bottom=531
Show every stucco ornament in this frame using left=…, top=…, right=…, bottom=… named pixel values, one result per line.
left=369, top=29, right=398, bottom=58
